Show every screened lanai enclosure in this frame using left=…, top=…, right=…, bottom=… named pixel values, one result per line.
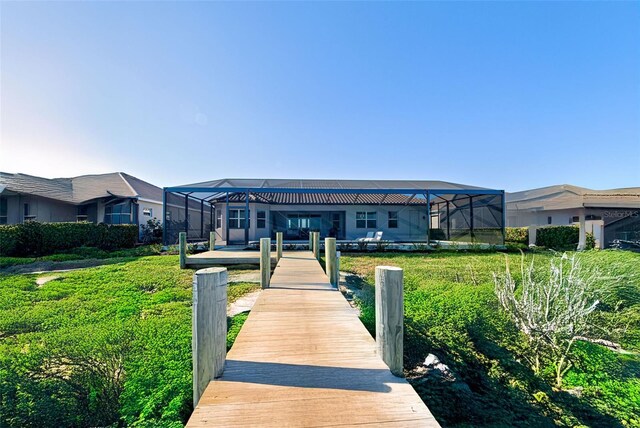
left=162, top=179, right=505, bottom=247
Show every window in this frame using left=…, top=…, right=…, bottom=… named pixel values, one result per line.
left=77, top=205, right=88, bottom=222
left=257, top=211, right=266, bottom=229
left=216, top=209, right=222, bottom=229
left=547, top=216, right=552, bottom=225
left=0, top=197, right=7, bottom=224
left=228, top=209, right=246, bottom=229
left=23, top=203, right=36, bottom=221
left=356, top=211, right=377, bottom=228
left=388, top=211, right=398, bottom=228
left=105, top=201, right=133, bottom=224
left=143, top=208, right=152, bottom=217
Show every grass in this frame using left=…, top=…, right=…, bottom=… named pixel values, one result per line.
left=0, top=254, right=259, bottom=428
left=0, top=245, right=164, bottom=268
left=340, top=250, right=640, bottom=427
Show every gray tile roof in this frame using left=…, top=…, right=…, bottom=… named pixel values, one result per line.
left=507, top=184, right=640, bottom=210
left=0, top=172, right=162, bottom=204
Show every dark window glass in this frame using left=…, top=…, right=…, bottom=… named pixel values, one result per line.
left=548, top=216, right=552, bottom=225
left=388, top=211, right=398, bottom=228
left=0, top=197, right=7, bottom=224
left=356, top=211, right=377, bottom=228
left=104, top=201, right=133, bottom=224
left=216, top=210, right=222, bottom=228
left=229, top=209, right=246, bottom=229
left=257, top=211, right=266, bottom=229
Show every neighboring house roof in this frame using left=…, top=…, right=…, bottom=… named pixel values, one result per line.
left=0, top=172, right=163, bottom=204
left=506, top=184, right=640, bottom=211
left=174, top=178, right=492, bottom=192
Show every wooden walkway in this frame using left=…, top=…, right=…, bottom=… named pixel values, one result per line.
left=187, top=251, right=440, bottom=427
left=186, top=250, right=277, bottom=268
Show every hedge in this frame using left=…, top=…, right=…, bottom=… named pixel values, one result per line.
left=0, top=222, right=138, bottom=257
left=505, top=227, right=529, bottom=245
left=535, top=225, right=595, bottom=251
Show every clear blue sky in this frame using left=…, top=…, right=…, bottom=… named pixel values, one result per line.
left=1, top=1, right=638, bottom=192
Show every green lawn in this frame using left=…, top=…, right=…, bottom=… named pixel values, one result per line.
left=2, top=249, right=638, bottom=427
left=340, top=250, right=640, bottom=427
left=0, top=254, right=257, bottom=428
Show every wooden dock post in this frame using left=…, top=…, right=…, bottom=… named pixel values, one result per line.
left=192, top=267, right=228, bottom=406
left=276, top=232, right=283, bottom=261
left=179, top=232, right=187, bottom=269
left=308, top=233, right=313, bottom=251
left=209, top=231, right=215, bottom=251
left=325, top=237, right=338, bottom=287
left=312, top=232, right=320, bottom=260
left=260, top=238, right=271, bottom=289
left=375, top=266, right=404, bottom=377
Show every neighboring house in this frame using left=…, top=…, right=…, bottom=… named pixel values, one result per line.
left=0, top=172, right=169, bottom=237
left=162, top=178, right=506, bottom=246
left=506, top=184, right=640, bottom=247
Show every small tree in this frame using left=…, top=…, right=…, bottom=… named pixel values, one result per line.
left=494, top=253, right=601, bottom=388
left=140, top=218, right=163, bottom=244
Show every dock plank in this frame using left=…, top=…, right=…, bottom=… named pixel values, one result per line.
left=187, top=251, right=440, bottom=427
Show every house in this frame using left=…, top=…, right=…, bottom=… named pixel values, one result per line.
left=162, top=178, right=506, bottom=246
left=0, top=172, right=167, bottom=235
left=506, top=184, right=640, bottom=247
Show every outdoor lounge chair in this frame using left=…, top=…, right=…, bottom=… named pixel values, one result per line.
left=357, top=232, right=375, bottom=242
left=371, top=231, right=383, bottom=241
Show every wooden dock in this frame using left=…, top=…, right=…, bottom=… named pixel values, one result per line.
left=186, top=251, right=440, bottom=427
left=186, top=250, right=277, bottom=268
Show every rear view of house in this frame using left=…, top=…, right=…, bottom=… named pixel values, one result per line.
left=162, top=178, right=506, bottom=246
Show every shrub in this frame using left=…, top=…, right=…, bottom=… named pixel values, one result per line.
left=0, top=224, right=19, bottom=256
left=505, top=227, right=529, bottom=245
left=0, top=222, right=138, bottom=256
left=536, top=226, right=579, bottom=251
left=535, top=226, right=596, bottom=251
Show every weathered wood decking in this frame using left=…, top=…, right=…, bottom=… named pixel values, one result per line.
left=186, top=250, right=277, bottom=268
left=186, top=251, right=439, bottom=427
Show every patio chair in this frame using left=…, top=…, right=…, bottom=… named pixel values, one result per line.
left=372, top=231, right=384, bottom=241
left=357, top=232, right=375, bottom=242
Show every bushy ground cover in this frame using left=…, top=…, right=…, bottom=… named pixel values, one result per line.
left=340, top=250, right=640, bottom=427
left=0, top=245, right=164, bottom=268
left=0, top=254, right=256, bottom=427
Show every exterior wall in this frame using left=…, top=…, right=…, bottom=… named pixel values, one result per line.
left=1, top=194, right=77, bottom=223
left=137, top=199, right=164, bottom=226
left=506, top=208, right=582, bottom=227
left=213, top=202, right=429, bottom=243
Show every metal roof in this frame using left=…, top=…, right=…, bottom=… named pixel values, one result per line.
left=506, top=184, right=640, bottom=211
left=0, top=172, right=163, bottom=204
left=173, top=178, right=490, bottom=192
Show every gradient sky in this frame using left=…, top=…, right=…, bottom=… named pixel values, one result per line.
left=1, top=1, right=639, bottom=192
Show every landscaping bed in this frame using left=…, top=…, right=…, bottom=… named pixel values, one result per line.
left=0, top=254, right=257, bottom=427
left=340, top=250, right=640, bottom=427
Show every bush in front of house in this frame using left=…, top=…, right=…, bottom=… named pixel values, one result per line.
left=505, top=227, right=529, bottom=245
left=0, top=222, right=138, bottom=257
left=535, top=225, right=595, bottom=251
left=536, top=226, right=578, bottom=250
